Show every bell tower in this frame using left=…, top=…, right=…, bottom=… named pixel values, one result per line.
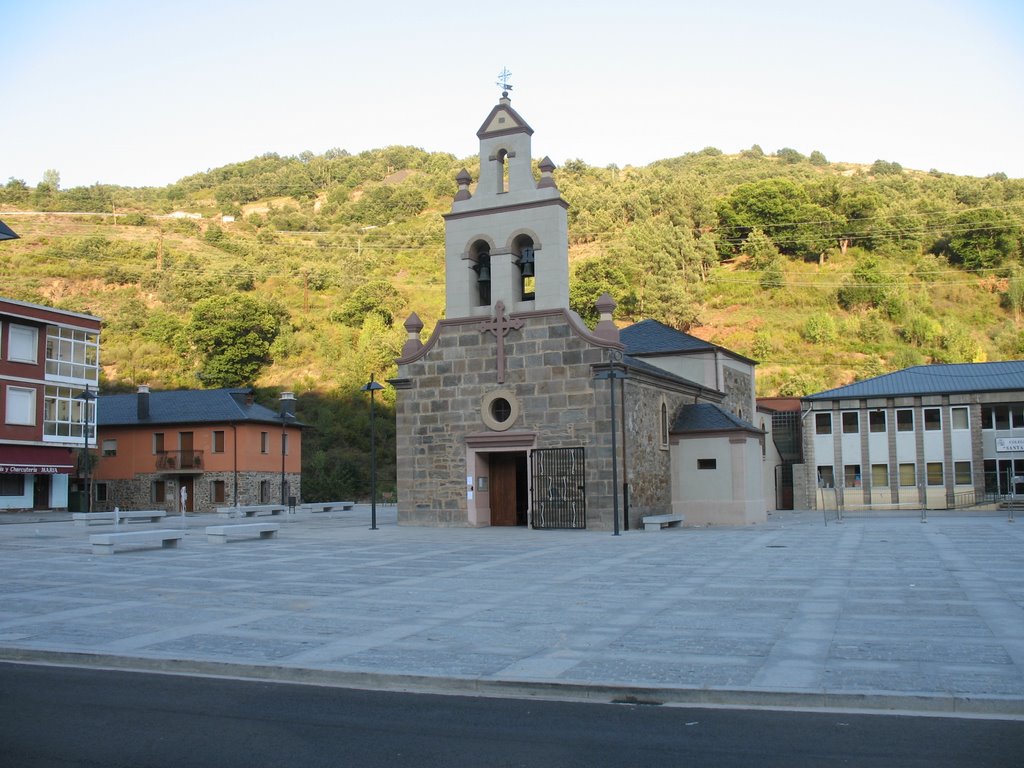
left=443, top=90, right=570, bottom=318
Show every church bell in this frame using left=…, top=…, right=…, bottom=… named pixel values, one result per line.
left=518, top=248, right=535, bottom=277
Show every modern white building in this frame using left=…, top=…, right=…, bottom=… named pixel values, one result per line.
left=796, top=361, right=1024, bottom=510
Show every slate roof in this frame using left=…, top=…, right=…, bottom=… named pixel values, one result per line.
left=97, top=388, right=290, bottom=427
left=621, top=319, right=716, bottom=355
left=804, top=361, right=1024, bottom=401
left=671, top=402, right=761, bottom=435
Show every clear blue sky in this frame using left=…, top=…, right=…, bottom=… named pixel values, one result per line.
left=3, top=0, right=1022, bottom=189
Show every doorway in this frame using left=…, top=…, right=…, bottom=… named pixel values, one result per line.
left=179, top=476, right=195, bottom=513
left=33, top=475, right=50, bottom=510
left=488, top=452, right=528, bottom=526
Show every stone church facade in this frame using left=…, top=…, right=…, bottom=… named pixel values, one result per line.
left=392, top=93, right=768, bottom=530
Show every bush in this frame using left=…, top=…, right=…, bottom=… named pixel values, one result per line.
left=803, top=312, right=837, bottom=344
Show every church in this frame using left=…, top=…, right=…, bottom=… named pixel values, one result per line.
left=391, top=92, right=769, bottom=530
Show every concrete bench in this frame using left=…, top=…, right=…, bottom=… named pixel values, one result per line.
left=205, top=523, right=280, bottom=543
left=643, top=513, right=684, bottom=531
left=301, top=501, right=355, bottom=513
left=74, top=510, right=166, bottom=527
left=216, top=505, right=286, bottom=518
left=90, top=529, right=183, bottom=555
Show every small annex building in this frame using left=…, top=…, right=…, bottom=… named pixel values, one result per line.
left=391, top=92, right=770, bottom=530
left=797, top=361, right=1024, bottom=510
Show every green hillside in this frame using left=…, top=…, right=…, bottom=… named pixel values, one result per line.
left=3, top=146, right=1023, bottom=499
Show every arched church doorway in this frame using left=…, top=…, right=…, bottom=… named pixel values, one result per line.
left=487, top=451, right=528, bottom=526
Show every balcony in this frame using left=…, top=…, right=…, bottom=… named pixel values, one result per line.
left=156, top=450, right=204, bottom=473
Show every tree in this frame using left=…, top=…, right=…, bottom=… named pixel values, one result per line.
left=759, top=257, right=785, bottom=290
left=837, top=254, right=889, bottom=309
left=945, top=208, right=1021, bottom=271
left=776, top=147, right=805, bottom=164
left=335, top=280, right=402, bottom=327
left=717, top=179, right=840, bottom=259
left=1004, top=268, right=1024, bottom=323
left=809, top=150, right=828, bottom=166
left=569, top=256, right=637, bottom=326
left=743, top=228, right=781, bottom=270
left=871, top=159, right=903, bottom=176
left=185, top=294, right=285, bottom=387
left=41, top=168, right=61, bottom=191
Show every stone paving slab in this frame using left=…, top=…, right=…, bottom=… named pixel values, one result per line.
left=1, top=507, right=1023, bottom=714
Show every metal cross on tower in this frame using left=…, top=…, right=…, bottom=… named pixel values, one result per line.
left=496, top=67, right=513, bottom=96
left=478, top=300, right=523, bottom=384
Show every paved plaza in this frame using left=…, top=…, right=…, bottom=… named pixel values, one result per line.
left=1, top=506, right=1023, bottom=715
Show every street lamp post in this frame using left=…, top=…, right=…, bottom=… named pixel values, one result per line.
left=77, top=385, right=97, bottom=514
left=594, top=352, right=627, bottom=535
left=361, top=376, right=385, bottom=531
left=279, top=392, right=296, bottom=507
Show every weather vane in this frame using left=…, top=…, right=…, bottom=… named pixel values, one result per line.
left=496, top=67, right=513, bottom=96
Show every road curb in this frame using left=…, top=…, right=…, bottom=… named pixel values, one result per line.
left=3, top=647, right=1022, bottom=718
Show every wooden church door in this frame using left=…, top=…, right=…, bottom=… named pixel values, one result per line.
left=489, top=452, right=527, bottom=526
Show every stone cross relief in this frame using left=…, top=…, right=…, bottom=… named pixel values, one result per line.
left=478, top=300, right=523, bottom=384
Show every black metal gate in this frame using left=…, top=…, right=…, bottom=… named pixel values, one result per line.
left=531, top=447, right=586, bottom=529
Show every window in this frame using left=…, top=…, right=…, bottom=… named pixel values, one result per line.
left=926, top=462, right=944, bottom=486
left=260, top=432, right=269, bottom=453
left=213, top=430, right=225, bottom=453
left=842, top=412, right=859, bottom=434
left=660, top=402, right=669, bottom=448
left=44, top=325, right=99, bottom=383
left=869, top=411, right=886, bottom=433
left=954, top=461, right=972, bottom=485
left=951, top=407, right=969, bottom=430
left=1, top=475, right=25, bottom=496
left=282, top=432, right=290, bottom=456
left=43, top=386, right=92, bottom=439
left=697, top=458, right=717, bottom=470
left=152, top=480, right=166, bottom=503
left=211, top=480, right=226, bottom=503
left=8, top=324, right=38, bottom=363
left=815, top=413, right=832, bottom=435
left=153, top=433, right=165, bottom=454
left=995, top=406, right=1010, bottom=430
left=924, top=408, right=941, bottom=431
left=896, top=409, right=914, bottom=432
left=260, top=480, right=271, bottom=503
left=817, top=466, right=835, bottom=487
left=844, top=464, right=862, bottom=487
left=5, top=386, right=36, bottom=426
left=899, top=463, right=916, bottom=486
left=1013, top=405, right=1024, bottom=429
left=871, top=464, right=889, bottom=487
left=95, top=483, right=108, bottom=502
left=101, top=439, right=117, bottom=457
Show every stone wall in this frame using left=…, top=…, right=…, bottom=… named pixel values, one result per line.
left=722, top=365, right=754, bottom=423
left=95, top=471, right=301, bottom=513
left=396, top=310, right=623, bottom=528
left=620, top=379, right=694, bottom=528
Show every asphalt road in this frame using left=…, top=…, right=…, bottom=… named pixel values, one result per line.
left=1, top=663, right=1021, bottom=768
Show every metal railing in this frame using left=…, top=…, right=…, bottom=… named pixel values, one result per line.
left=155, top=450, right=204, bottom=471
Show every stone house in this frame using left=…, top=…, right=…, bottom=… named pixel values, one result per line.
left=93, top=387, right=301, bottom=513
left=391, top=93, right=768, bottom=530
